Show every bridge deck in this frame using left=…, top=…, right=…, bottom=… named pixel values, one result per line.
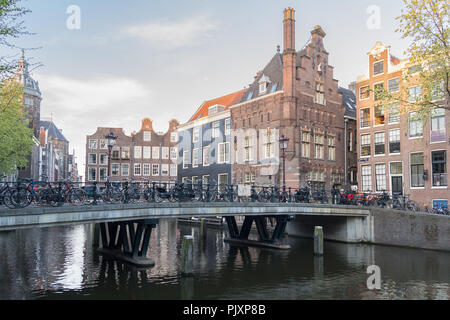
left=0, top=203, right=370, bottom=231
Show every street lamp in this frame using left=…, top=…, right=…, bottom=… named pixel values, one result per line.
left=105, top=131, right=118, bottom=178
left=279, top=135, right=289, bottom=192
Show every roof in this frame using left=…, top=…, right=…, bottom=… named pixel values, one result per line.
left=189, top=89, right=247, bottom=121
left=39, top=120, right=68, bottom=142
left=338, top=87, right=356, bottom=119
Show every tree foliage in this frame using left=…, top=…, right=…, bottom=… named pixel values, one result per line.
left=376, top=0, right=449, bottom=120
left=0, top=80, right=35, bottom=174
left=0, top=0, right=32, bottom=80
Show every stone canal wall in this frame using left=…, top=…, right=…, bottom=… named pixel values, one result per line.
left=287, top=208, right=450, bottom=252
left=371, top=208, right=450, bottom=252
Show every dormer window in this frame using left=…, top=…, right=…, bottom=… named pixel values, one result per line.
left=259, top=82, right=267, bottom=94
left=209, top=104, right=225, bottom=116
left=258, top=74, right=271, bottom=95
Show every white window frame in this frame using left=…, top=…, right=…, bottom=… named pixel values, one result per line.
left=143, top=131, right=151, bottom=142
left=152, top=146, right=160, bottom=159
left=121, top=163, right=130, bottom=176
left=134, top=146, right=142, bottom=159
left=89, top=139, right=98, bottom=150
left=152, top=164, right=160, bottom=176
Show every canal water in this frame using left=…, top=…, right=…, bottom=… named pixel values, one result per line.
left=0, top=219, right=449, bottom=300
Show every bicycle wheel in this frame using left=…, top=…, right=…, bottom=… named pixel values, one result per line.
left=2, top=191, right=17, bottom=209
left=257, top=190, right=269, bottom=203
left=10, top=188, right=32, bottom=208
left=69, top=188, right=86, bottom=206
left=406, top=200, right=417, bottom=212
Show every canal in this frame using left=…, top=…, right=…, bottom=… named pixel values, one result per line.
left=0, top=219, right=449, bottom=300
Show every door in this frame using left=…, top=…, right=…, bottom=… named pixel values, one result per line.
left=391, top=176, right=403, bottom=195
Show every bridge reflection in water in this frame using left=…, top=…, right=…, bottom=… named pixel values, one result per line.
left=0, top=219, right=449, bottom=300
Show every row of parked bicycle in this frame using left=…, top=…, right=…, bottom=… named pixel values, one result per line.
left=0, top=177, right=448, bottom=215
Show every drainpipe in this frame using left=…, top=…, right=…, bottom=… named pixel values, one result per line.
left=344, top=118, right=348, bottom=189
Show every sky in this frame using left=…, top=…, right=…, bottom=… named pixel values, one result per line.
left=2, top=0, right=412, bottom=178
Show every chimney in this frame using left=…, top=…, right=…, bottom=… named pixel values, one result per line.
left=311, top=25, right=326, bottom=50
left=283, top=8, right=296, bottom=97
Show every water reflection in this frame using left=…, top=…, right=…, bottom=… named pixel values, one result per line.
left=0, top=219, right=448, bottom=300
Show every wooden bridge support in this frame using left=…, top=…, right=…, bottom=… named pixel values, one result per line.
left=224, top=216, right=292, bottom=250
left=95, top=219, right=158, bottom=267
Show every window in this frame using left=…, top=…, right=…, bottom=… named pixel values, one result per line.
left=410, top=153, right=424, bottom=188
left=360, top=86, right=370, bottom=100
left=389, top=129, right=401, bottom=154
left=408, top=86, right=422, bottom=102
left=24, top=97, right=33, bottom=106
left=152, top=164, right=160, bottom=176
left=134, top=163, right=141, bottom=176
left=263, top=131, right=274, bottom=159
left=99, top=168, right=107, bottom=182
left=152, top=147, right=160, bottom=159
left=203, top=146, right=210, bottom=166
left=375, top=164, right=387, bottom=191
left=225, top=118, right=231, bottom=136
left=212, top=121, right=220, bottom=139
left=245, top=172, right=255, bottom=184
left=111, top=164, right=120, bottom=176
left=143, top=131, right=151, bottom=142
left=202, top=175, right=210, bottom=188
left=121, top=147, right=130, bottom=159
left=374, top=83, right=384, bottom=101
left=360, top=108, right=370, bottom=128
left=244, top=136, right=252, bottom=161
left=328, top=136, right=336, bottom=161
left=170, top=164, right=177, bottom=177
left=143, top=146, right=151, bottom=159
left=374, top=132, right=385, bottom=155
left=390, top=162, right=402, bottom=175
left=361, top=134, right=371, bottom=157
left=388, top=103, right=400, bottom=124
left=183, top=151, right=190, bottom=169
left=193, top=127, right=200, bottom=143
left=88, top=168, right=97, bottom=181
left=374, top=105, right=385, bottom=125
left=361, top=165, right=372, bottom=191
left=408, top=65, right=422, bottom=74
left=348, top=131, right=353, bottom=152
left=170, top=147, right=178, bottom=160
left=218, top=174, right=228, bottom=192
left=314, top=134, right=324, bottom=159
left=432, top=151, right=447, bottom=187
left=88, top=153, right=97, bottom=165
left=89, top=139, right=98, bottom=149
left=143, top=164, right=150, bottom=176
left=161, top=164, right=169, bottom=176
left=162, top=147, right=169, bottom=159
left=373, top=60, right=384, bottom=76
left=388, top=78, right=399, bottom=92
left=431, top=108, right=446, bottom=143
left=121, top=164, right=129, bottom=176
left=192, top=148, right=199, bottom=168
left=301, top=131, right=310, bottom=158
left=218, top=142, right=230, bottom=164
left=431, top=80, right=445, bottom=102
left=134, top=146, right=142, bottom=159
left=409, top=112, right=423, bottom=138
left=260, top=82, right=267, bottom=94
left=315, top=82, right=325, bottom=105
left=100, top=139, right=108, bottom=149
left=99, top=154, right=108, bottom=165
left=170, top=132, right=178, bottom=143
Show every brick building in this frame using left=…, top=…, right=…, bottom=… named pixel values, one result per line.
left=230, top=8, right=357, bottom=191
left=356, top=42, right=449, bottom=209
left=85, top=118, right=179, bottom=184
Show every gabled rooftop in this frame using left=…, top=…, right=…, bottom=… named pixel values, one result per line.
left=40, top=120, right=68, bottom=142
left=189, top=89, right=247, bottom=122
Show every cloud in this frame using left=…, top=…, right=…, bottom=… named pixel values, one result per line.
left=36, top=73, right=154, bottom=178
left=121, top=15, right=218, bottom=49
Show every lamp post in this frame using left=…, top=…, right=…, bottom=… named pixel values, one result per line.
left=105, top=131, right=118, bottom=178
left=279, top=135, right=289, bottom=192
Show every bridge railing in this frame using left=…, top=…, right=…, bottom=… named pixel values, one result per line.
left=0, top=177, right=436, bottom=214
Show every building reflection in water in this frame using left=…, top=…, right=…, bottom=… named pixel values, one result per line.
left=0, top=219, right=449, bottom=300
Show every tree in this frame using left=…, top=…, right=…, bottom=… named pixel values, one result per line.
left=376, top=0, right=449, bottom=119
left=0, top=80, right=35, bottom=174
left=0, top=0, right=32, bottom=80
